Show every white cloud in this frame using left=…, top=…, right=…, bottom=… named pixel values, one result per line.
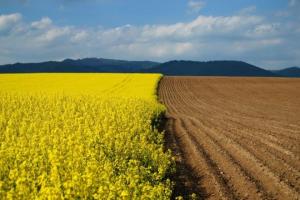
left=188, top=0, right=205, bottom=13
left=0, top=12, right=299, bottom=68
left=275, top=10, right=290, bottom=17
left=289, top=0, right=298, bottom=6
left=110, top=42, right=194, bottom=59
left=239, top=6, right=256, bottom=15
left=71, top=30, right=88, bottom=43
left=140, top=15, right=263, bottom=41
left=31, top=17, right=52, bottom=29
left=0, top=13, right=22, bottom=31
left=275, top=0, right=300, bottom=20
left=247, top=23, right=280, bottom=37
left=36, top=27, right=71, bottom=43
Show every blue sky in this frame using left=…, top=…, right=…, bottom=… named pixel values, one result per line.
left=0, top=0, right=299, bottom=68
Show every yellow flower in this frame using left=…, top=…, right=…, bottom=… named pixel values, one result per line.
left=0, top=73, right=172, bottom=199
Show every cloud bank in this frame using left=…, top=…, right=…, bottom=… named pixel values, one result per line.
left=0, top=11, right=299, bottom=68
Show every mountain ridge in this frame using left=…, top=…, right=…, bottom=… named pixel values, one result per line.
left=146, top=60, right=277, bottom=77
left=0, top=57, right=299, bottom=77
left=0, top=58, right=159, bottom=73
left=271, top=67, right=300, bottom=77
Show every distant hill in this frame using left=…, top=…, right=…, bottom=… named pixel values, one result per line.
left=145, top=60, right=277, bottom=77
left=0, top=58, right=159, bottom=73
left=1, top=58, right=299, bottom=78
left=271, top=67, right=300, bottom=77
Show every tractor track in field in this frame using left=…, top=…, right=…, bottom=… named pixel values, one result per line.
left=159, top=77, right=300, bottom=200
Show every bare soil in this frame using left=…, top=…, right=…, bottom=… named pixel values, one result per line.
left=159, top=77, right=300, bottom=200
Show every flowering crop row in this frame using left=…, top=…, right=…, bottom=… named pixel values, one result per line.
left=0, top=74, right=173, bottom=199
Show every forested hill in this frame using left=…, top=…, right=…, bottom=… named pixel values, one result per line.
left=1, top=58, right=299, bottom=77
left=0, top=58, right=159, bottom=73
left=145, top=60, right=277, bottom=77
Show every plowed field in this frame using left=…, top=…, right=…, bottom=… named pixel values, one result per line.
left=159, top=77, right=300, bottom=200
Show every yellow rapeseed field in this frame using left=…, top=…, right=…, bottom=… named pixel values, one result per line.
left=0, top=73, right=173, bottom=199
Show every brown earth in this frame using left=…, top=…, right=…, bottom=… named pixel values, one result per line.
left=159, top=77, right=300, bottom=200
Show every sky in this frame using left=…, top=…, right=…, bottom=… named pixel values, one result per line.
left=0, top=0, right=299, bottom=69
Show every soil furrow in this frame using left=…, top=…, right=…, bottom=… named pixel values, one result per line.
left=173, top=118, right=236, bottom=200
left=189, top=117, right=299, bottom=199
left=159, top=76, right=300, bottom=199
left=182, top=118, right=268, bottom=200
